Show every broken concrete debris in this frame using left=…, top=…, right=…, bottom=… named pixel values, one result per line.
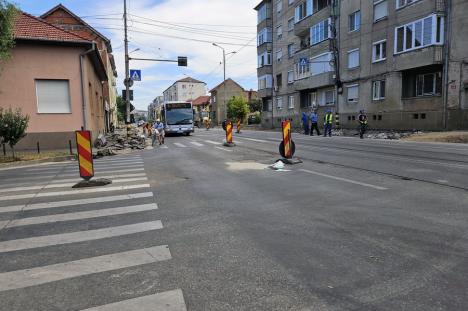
left=93, top=127, right=147, bottom=158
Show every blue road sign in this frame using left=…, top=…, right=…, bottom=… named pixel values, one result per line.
left=130, top=69, right=142, bottom=81
left=299, top=58, right=308, bottom=66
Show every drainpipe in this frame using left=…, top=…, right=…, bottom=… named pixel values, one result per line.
left=80, top=42, right=96, bottom=130
left=442, top=0, right=452, bottom=130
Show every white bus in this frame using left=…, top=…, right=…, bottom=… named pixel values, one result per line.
left=161, top=101, right=195, bottom=135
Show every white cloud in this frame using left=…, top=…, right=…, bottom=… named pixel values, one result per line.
left=92, top=0, right=258, bottom=110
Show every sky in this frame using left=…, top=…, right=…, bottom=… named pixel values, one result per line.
left=14, top=0, right=258, bottom=110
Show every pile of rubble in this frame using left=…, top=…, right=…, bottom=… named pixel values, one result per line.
left=365, top=131, right=422, bottom=140
left=94, top=127, right=148, bottom=157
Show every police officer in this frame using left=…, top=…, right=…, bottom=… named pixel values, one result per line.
left=358, top=110, right=368, bottom=139
left=323, top=109, right=333, bottom=137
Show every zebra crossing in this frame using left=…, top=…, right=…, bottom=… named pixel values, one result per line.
left=0, top=154, right=187, bottom=310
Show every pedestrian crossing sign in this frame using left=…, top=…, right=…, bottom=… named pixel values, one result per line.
left=130, top=69, right=141, bottom=81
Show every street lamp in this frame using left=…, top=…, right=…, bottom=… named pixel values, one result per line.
left=212, top=43, right=236, bottom=123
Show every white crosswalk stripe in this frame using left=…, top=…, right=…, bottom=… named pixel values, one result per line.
left=0, top=245, right=171, bottom=291
left=0, top=221, right=163, bottom=253
left=189, top=141, right=204, bottom=147
left=81, top=289, right=187, bottom=311
left=0, top=154, right=186, bottom=310
left=204, top=140, right=220, bottom=145
left=0, top=203, right=158, bottom=228
left=173, top=142, right=187, bottom=148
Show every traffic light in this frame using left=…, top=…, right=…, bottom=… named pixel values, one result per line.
left=122, top=90, right=134, bottom=101
left=178, top=56, right=188, bottom=67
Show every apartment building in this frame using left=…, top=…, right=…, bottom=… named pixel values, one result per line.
left=162, top=77, right=207, bottom=102
left=255, top=0, right=468, bottom=130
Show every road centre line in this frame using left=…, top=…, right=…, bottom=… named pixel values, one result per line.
left=299, top=169, right=388, bottom=190
left=0, top=184, right=151, bottom=202
left=81, top=289, right=187, bottom=311
left=0, top=192, right=154, bottom=213
left=0, top=220, right=163, bottom=253
left=0, top=245, right=171, bottom=292
left=215, top=147, right=233, bottom=152
left=0, top=203, right=158, bottom=228
left=0, top=177, right=148, bottom=194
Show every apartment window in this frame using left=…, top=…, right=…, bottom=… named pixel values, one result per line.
left=372, top=80, right=386, bottom=100
left=276, top=73, right=283, bottom=88
left=35, top=80, right=71, bottom=113
left=349, top=11, right=361, bottom=32
left=319, top=89, right=335, bottom=106
left=257, top=51, right=272, bottom=68
left=287, top=70, right=294, bottom=84
left=311, top=52, right=333, bottom=76
left=288, top=17, right=294, bottom=31
left=397, top=0, right=421, bottom=9
left=374, top=0, right=388, bottom=22
left=288, top=43, right=295, bottom=57
left=416, top=72, right=442, bottom=96
left=372, top=40, right=386, bottom=62
left=347, top=84, right=359, bottom=102
left=289, top=0, right=294, bottom=5
left=257, top=28, right=272, bottom=46
left=347, top=49, right=360, bottom=69
left=258, top=75, right=273, bottom=89
left=295, top=0, right=312, bottom=23
left=288, top=95, right=295, bottom=109
left=276, top=96, right=283, bottom=109
left=276, top=48, right=283, bottom=62
left=395, top=14, right=444, bottom=54
left=310, top=18, right=330, bottom=45
left=277, top=25, right=283, bottom=39
left=277, top=0, right=283, bottom=13
left=257, top=4, right=268, bottom=24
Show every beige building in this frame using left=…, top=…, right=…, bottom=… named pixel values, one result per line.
left=163, top=77, right=207, bottom=102
left=255, top=0, right=468, bottom=130
left=0, top=12, right=108, bottom=149
left=210, top=78, right=258, bottom=124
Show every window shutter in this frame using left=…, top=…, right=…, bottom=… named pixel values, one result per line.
left=36, top=80, right=71, bottom=113
left=374, top=1, right=387, bottom=21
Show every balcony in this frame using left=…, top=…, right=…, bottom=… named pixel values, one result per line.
left=258, top=88, right=273, bottom=99
left=394, top=45, right=444, bottom=71
left=294, top=5, right=331, bottom=37
left=257, top=65, right=273, bottom=78
left=294, top=72, right=334, bottom=91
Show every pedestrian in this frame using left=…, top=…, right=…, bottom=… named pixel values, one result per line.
left=323, top=109, right=333, bottom=137
left=309, top=110, right=320, bottom=136
left=152, top=119, right=165, bottom=146
left=358, top=110, right=368, bottom=139
left=302, top=112, right=309, bottom=135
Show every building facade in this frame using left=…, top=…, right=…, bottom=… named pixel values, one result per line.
left=0, top=12, right=107, bottom=150
left=255, top=0, right=468, bottom=130
left=41, top=4, right=118, bottom=132
left=162, top=77, right=207, bottom=103
left=148, top=96, right=164, bottom=121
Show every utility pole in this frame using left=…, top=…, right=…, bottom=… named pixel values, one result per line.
left=124, top=0, right=130, bottom=124
left=212, top=43, right=235, bottom=123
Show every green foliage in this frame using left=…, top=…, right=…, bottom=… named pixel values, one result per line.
left=0, top=0, right=18, bottom=61
left=116, top=95, right=125, bottom=122
left=227, top=96, right=250, bottom=121
left=248, top=99, right=262, bottom=113
left=0, top=107, right=29, bottom=156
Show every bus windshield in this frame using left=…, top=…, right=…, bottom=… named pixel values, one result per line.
left=166, top=107, right=193, bottom=125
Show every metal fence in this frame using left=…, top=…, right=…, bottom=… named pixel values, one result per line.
left=1, top=142, right=75, bottom=163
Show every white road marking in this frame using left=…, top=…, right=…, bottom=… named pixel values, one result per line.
left=204, top=140, right=220, bottom=145
left=299, top=169, right=388, bottom=190
left=189, top=141, right=204, bottom=147
left=215, top=147, right=233, bottom=152
left=0, top=245, right=171, bottom=292
left=26, top=161, right=144, bottom=172
left=0, top=203, right=158, bottom=228
left=0, top=177, right=148, bottom=194
left=174, top=143, right=187, bottom=148
left=0, top=220, right=163, bottom=253
left=0, top=184, right=151, bottom=202
left=241, top=137, right=269, bottom=143
left=0, top=192, right=154, bottom=213
left=81, top=289, right=187, bottom=311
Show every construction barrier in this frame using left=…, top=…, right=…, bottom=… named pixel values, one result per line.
left=236, top=119, right=241, bottom=134
left=279, top=120, right=295, bottom=159
left=335, top=113, right=340, bottom=128
left=75, top=130, right=94, bottom=180
left=226, top=121, right=233, bottom=144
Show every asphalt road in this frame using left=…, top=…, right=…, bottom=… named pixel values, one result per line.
left=0, top=128, right=467, bottom=310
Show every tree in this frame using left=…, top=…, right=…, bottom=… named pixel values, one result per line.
left=227, top=96, right=250, bottom=122
left=0, top=1, right=18, bottom=61
left=248, top=99, right=262, bottom=113
left=0, top=107, right=29, bottom=158
left=116, top=95, right=125, bottom=122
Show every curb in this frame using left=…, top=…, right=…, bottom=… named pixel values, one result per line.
left=0, top=155, right=76, bottom=170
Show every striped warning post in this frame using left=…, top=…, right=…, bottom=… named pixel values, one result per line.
left=226, top=121, right=233, bottom=144
left=282, top=120, right=292, bottom=158
left=335, top=113, right=340, bottom=128
left=75, top=130, right=94, bottom=180
left=236, top=119, right=241, bottom=134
